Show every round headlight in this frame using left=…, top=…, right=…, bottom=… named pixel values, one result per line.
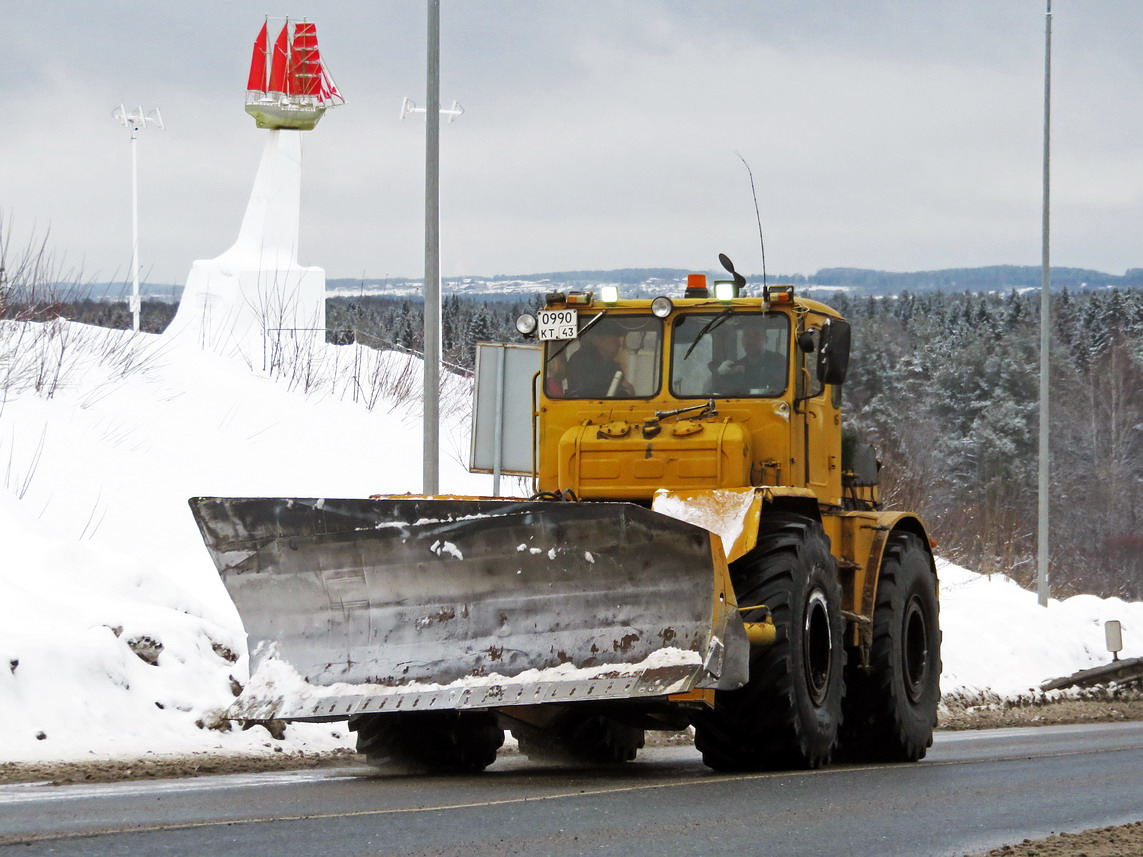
left=515, top=313, right=538, bottom=336
left=651, top=296, right=674, bottom=318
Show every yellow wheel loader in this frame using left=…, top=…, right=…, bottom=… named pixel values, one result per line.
left=189, top=254, right=940, bottom=773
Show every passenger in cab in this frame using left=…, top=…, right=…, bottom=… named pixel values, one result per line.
left=713, top=322, right=787, bottom=396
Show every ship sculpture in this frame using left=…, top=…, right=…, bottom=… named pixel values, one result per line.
left=164, top=17, right=341, bottom=353
left=245, top=18, right=344, bottom=131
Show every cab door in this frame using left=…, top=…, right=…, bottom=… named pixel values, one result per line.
left=795, top=315, right=837, bottom=499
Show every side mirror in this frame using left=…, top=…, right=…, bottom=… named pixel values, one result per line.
left=817, top=318, right=851, bottom=385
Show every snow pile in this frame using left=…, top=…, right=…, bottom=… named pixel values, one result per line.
left=938, top=559, right=1143, bottom=698
left=0, top=320, right=489, bottom=762
left=0, top=320, right=1140, bottom=763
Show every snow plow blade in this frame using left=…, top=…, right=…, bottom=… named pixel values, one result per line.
left=189, top=496, right=748, bottom=722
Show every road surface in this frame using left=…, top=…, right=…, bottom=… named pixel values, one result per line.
left=2, top=722, right=1141, bottom=856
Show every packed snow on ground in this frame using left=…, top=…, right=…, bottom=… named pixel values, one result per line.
left=1, top=319, right=1140, bottom=763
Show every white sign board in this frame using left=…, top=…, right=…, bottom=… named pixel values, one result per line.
left=469, top=342, right=541, bottom=476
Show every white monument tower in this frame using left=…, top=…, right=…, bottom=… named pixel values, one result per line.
left=165, top=18, right=344, bottom=356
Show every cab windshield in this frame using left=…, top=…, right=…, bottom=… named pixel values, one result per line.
left=544, top=315, right=662, bottom=399
left=670, top=311, right=789, bottom=398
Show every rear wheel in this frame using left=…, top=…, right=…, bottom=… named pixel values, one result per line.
left=693, top=513, right=845, bottom=771
left=349, top=711, right=504, bottom=773
left=840, top=531, right=941, bottom=761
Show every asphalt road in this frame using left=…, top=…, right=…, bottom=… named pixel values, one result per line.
left=2, top=722, right=1142, bottom=857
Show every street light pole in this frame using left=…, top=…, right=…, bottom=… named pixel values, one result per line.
left=129, top=125, right=140, bottom=331
left=1037, top=0, right=1052, bottom=607
left=401, top=3, right=463, bottom=495
left=400, top=3, right=463, bottom=495
left=423, top=0, right=442, bottom=494
left=112, top=105, right=164, bottom=333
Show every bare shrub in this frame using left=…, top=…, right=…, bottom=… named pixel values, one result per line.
left=0, top=319, right=164, bottom=403
left=0, top=213, right=92, bottom=323
left=247, top=291, right=473, bottom=423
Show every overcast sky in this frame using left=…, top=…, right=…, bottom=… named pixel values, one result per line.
left=4, top=2, right=1141, bottom=285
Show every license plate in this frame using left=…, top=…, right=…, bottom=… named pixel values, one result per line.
left=537, top=309, right=578, bottom=341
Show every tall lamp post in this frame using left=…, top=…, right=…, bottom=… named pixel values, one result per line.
left=402, top=0, right=463, bottom=495
left=112, top=104, right=164, bottom=333
left=1037, top=0, right=1052, bottom=607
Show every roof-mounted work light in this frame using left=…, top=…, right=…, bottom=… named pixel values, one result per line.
left=713, top=280, right=737, bottom=301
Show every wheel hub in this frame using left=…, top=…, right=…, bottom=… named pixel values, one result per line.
left=902, top=595, right=929, bottom=703
left=804, top=588, right=833, bottom=707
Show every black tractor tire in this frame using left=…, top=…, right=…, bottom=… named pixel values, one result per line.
left=349, top=710, right=504, bottom=773
left=512, top=712, right=645, bottom=765
left=840, top=531, right=941, bottom=762
left=693, top=512, right=845, bottom=771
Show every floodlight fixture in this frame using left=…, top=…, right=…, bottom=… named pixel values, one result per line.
left=400, top=97, right=464, bottom=123
left=713, top=281, right=737, bottom=301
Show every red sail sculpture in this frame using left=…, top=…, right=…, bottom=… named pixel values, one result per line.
left=267, top=23, right=291, bottom=94
left=245, top=17, right=344, bottom=130
left=247, top=22, right=268, bottom=92
left=289, top=23, right=321, bottom=96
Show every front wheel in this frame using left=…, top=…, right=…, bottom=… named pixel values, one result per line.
left=841, top=531, right=941, bottom=761
left=693, top=513, right=845, bottom=771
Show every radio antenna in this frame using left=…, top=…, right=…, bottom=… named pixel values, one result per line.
left=735, top=151, right=767, bottom=291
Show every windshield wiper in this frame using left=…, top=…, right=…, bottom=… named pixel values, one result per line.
left=655, top=398, right=717, bottom=421
left=682, top=307, right=735, bottom=361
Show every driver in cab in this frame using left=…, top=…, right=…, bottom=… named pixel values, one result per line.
left=566, top=330, right=634, bottom=398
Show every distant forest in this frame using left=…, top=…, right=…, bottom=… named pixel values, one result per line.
left=325, top=294, right=539, bottom=370
left=329, top=264, right=1143, bottom=296
left=5, top=283, right=1142, bottom=601
left=77, top=263, right=1143, bottom=301
left=831, top=287, right=1143, bottom=602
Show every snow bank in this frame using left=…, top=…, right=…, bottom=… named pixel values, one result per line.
left=938, top=558, right=1143, bottom=698
left=0, top=321, right=491, bottom=761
